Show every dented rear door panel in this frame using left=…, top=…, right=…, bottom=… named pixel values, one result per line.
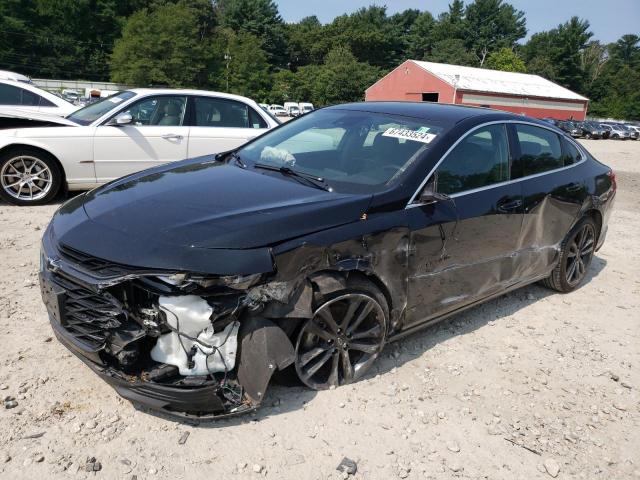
left=519, top=163, right=588, bottom=279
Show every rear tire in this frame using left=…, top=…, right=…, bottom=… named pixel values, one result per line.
left=541, top=217, right=597, bottom=293
left=0, top=148, right=62, bottom=206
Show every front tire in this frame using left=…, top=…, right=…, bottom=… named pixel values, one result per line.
left=294, top=278, right=388, bottom=390
left=0, top=148, right=62, bottom=205
left=541, top=217, right=597, bottom=293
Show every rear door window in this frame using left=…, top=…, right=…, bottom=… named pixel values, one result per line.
left=435, top=124, right=510, bottom=195
left=193, top=97, right=264, bottom=128
left=21, top=89, right=41, bottom=106
left=514, top=124, right=563, bottom=176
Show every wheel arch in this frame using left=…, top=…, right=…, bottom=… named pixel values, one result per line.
left=584, top=208, right=603, bottom=240
left=0, top=143, right=67, bottom=186
left=309, top=268, right=393, bottom=318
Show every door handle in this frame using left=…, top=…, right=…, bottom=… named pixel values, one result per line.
left=566, top=182, right=583, bottom=192
left=497, top=198, right=523, bottom=213
left=161, top=134, right=183, bottom=140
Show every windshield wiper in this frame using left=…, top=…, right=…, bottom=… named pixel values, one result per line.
left=253, top=163, right=331, bottom=191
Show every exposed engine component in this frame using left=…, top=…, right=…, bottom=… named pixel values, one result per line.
left=150, top=295, right=240, bottom=376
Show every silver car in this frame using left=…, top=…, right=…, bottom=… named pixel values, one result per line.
left=603, top=124, right=631, bottom=139
left=623, top=124, right=640, bottom=140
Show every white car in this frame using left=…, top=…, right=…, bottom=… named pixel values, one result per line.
left=298, top=102, right=314, bottom=114
left=0, top=79, right=77, bottom=116
left=0, top=70, right=32, bottom=83
left=0, top=89, right=279, bottom=205
left=268, top=104, right=288, bottom=116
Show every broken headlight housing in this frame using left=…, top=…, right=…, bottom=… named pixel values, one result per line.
left=156, top=272, right=263, bottom=290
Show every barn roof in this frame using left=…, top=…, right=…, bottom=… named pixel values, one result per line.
left=411, top=60, right=588, bottom=102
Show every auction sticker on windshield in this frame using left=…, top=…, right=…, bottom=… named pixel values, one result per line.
left=382, top=127, right=436, bottom=144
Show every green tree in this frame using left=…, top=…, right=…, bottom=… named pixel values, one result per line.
left=427, top=39, right=476, bottom=66
left=215, top=0, right=286, bottom=66
left=610, top=34, right=640, bottom=66
left=296, top=45, right=380, bottom=106
left=404, top=11, right=436, bottom=60
left=110, top=0, right=215, bottom=87
left=485, top=47, right=526, bottom=72
left=431, top=0, right=466, bottom=43
left=322, top=6, right=401, bottom=69
left=0, top=0, right=150, bottom=80
left=588, top=34, right=640, bottom=120
left=464, top=0, right=527, bottom=66
left=214, top=28, right=271, bottom=99
left=523, top=17, right=592, bottom=92
left=285, top=16, right=325, bottom=67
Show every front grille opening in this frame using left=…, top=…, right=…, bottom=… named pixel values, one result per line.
left=58, top=243, right=143, bottom=277
left=53, top=273, right=125, bottom=349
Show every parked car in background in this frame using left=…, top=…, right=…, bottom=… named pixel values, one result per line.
left=626, top=124, right=640, bottom=139
left=620, top=124, right=639, bottom=140
left=0, top=79, right=77, bottom=117
left=299, top=102, right=314, bottom=114
left=557, top=120, right=582, bottom=138
left=0, top=89, right=279, bottom=205
left=62, top=89, right=81, bottom=104
left=269, top=104, right=288, bottom=116
left=577, top=121, right=606, bottom=139
left=288, top=105, right=301, bottom=117
left=0, top=70, right=32, bottom=83
left=602, top=124, right=630, bottom=140
left=39, top=102, right=615, bottom=418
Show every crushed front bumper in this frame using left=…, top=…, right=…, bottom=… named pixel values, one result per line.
left=39, top=231, right=295, bottom=419
left=50, top=318, right=251, bottom=418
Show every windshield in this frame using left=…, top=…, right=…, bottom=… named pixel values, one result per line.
left=260, top=106, right=281, bottom=124
left=238, top=109, right=449, bottom=194
left=66, top=91, right=136, bottom=125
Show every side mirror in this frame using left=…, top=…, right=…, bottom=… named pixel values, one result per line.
left=416, top=179, right=438, bottom=205
left=418, top=189, right=439, bottom=205
left=107, top=112, right=133, bottom=126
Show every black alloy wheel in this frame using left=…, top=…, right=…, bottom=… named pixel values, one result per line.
left=295, top=292, right=386, bottom=390
left=541, top=217, right=597, bottom=293
left=564, top=222, right=596, bottom=287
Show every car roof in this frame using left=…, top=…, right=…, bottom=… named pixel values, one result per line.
left=128, top=88, right=259, bottom=105
left=327, top=101, right=535, bottom=124
left=0, top=78, right=74, bottom=108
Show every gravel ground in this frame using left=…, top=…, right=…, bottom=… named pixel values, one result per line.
left=0, top=139, right=638, bottom=480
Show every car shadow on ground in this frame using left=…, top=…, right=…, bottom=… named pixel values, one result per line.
left=138, top=255, right=607, bottom=427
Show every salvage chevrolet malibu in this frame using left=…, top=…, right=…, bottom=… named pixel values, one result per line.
left=39, top=102, right=616, bottom=418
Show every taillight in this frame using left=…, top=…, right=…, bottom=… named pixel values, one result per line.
left=607, top=170, right=617, bottom=192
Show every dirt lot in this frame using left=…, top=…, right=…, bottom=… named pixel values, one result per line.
left=0, top=139, right=638, bottom=480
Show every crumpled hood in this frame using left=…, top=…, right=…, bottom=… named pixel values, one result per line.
left=0, top=107, right=79, bottom=127
left=80, top=157, right=372, bottom=250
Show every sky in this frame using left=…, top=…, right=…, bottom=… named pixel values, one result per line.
left=275, top=0, right=640, bottom=43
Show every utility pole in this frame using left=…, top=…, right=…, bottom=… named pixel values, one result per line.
left=224, top=49, right=231, bottom=91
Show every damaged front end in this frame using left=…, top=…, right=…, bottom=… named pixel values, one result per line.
left=39, top=230, right=296, bottom=419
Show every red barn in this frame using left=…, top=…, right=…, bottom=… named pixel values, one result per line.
left=365, top=60, right=589, bottom=121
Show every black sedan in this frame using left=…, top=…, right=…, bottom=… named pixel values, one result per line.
left=39, top=103, right=616, bottom=418
left=577, top=121, right=606, bottom=139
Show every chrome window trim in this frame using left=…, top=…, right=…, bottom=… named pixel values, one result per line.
left=406, top=119, right=587, bottom=208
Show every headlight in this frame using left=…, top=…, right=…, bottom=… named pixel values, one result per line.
left=155, top=272, right=263, bottom=290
